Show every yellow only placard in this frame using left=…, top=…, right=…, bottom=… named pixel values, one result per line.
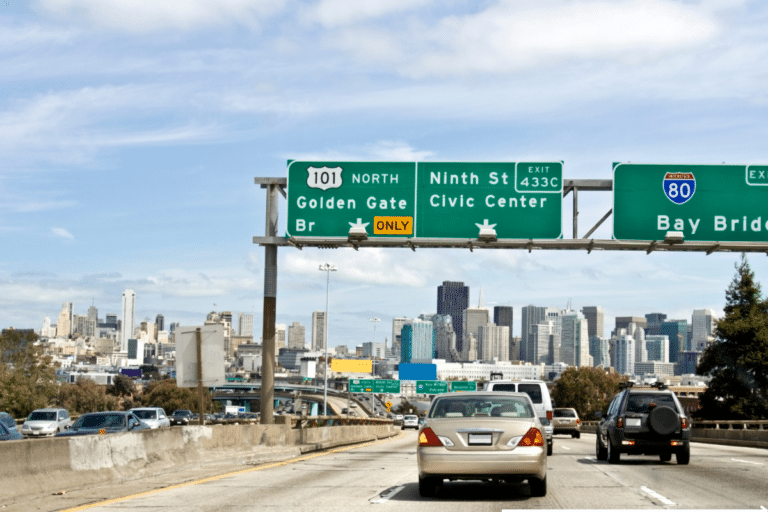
left=373, top=216, right=413, bottom=235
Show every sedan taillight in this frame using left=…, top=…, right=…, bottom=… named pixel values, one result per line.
left=419, top=427, right=444, bottom=447
left=519, top=428, right=544, bottom=447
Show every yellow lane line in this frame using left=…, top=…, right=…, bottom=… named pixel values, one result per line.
left=62, top=431, right=406, bottom=512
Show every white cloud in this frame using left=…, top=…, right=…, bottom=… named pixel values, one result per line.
left=288, top=140, right=436, bottom=162
left=300, top=0, right=432, bottom=28
left=35, top=0, right=288, bottom=32
left=51, top=227, right=74, bottom=240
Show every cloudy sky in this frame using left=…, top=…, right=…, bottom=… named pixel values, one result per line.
left=2, top=0, right=767, bottom=349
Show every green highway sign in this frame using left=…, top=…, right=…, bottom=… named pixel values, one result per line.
left=286, top=161, right=563, bottom=240
left=349, top=379, right=400, bottom=393
left=416, top=380, right=449, bottom=394
left=450, top=381, right=477, bottom=392
left=614, top=163, right=768, bottom=242
left=349, top=379, right=373, bottom=393
left=373, top=380, right=400, bottom=393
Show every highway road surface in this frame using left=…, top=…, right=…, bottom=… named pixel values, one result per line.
left=23, top=432, right=768, bottom=512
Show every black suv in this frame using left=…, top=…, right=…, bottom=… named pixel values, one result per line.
left=596, top=384, right=690, bottom=464
left=170, top=409, right=193, bottom=426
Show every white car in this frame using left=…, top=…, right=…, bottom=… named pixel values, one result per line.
left=129, top=407, right=171, bottom=429
left=21, top=408, right=73, bottom=437
left=403, top=415, right=419, bottom=429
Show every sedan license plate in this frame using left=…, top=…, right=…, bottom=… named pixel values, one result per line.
left=468, top=433, right=492, bottom=445
left=626, top=418, right=641, bottom=427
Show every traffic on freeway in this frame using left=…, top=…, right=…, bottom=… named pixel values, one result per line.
left=20, top=430, right=768, bottom=511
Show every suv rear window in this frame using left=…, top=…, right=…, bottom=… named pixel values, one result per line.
left=554, top=409, right=577, bottom=417
left=626, top=393, right=677, bottom=413
left=491, top=384, right=516, bottom=392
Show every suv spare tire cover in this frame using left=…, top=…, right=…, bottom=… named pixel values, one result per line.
left=648, top=406, right=679, bottom=436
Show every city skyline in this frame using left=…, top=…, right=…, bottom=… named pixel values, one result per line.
left=3, top=2, right=767, bottom=347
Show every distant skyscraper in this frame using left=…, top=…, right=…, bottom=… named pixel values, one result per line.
left=121, top=289, right=136, bottom=352
left=155, top=314, right=164, bottom=333
left=531, top=322, right=555, bottom=364
left=238, top=313, right=254, bottom=337
left=589, top=335, right=610, bottom=367
left=437, top=281, right=469, bottom=353
left=87, top=305, right=98, bottom=323
left=57, top=302, right=73, bottom=338
left=400, top=319, right=435, bottom=363
left=660, top=319, right=687, bottom=363
left=463, top=296, right=490, bottom=353
left=521, top=305, right=547, bottom=362
left=614, top=316, right=646, bottom=336
left=493, top=306, right=514, bottom=361
left=392, top=317, right=409, bottom=351
left=477, top=323, right=510, bottom=361
left=288, top=321, right=306, bottom=349
left=560, top=310, right=589, bottom=367
left=614, top=334, right=635, bottom=376
left=581, top=306, right=604, bottom=338
left=644, top=313, right=667, bottom=336
left=311, top=311, right=326, bottom=352
left=691, top=309, right=717, bottom=351
left=421, top=314, right=456, bottom=361
left=645, top=335, right=670, bottom=363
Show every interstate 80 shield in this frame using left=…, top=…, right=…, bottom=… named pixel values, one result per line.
left=662, top=172, right=696, bottom=205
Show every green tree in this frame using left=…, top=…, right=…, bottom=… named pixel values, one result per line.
left=0, top=328, right=58, bottom=418
left=58, top=377, right=119, bottom=414
left=107, top=374, right=137, bottom=399
left=140, top=379, right=211, bottom=414
left=551, top=367, right=626, bottom=420
left=697, top=254, right=768, bottom=420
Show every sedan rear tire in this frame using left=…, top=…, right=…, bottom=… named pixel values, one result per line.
left=529, top=476, right=547, bottom=497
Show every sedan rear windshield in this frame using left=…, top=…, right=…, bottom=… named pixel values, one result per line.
left=429, top=397, right=534, bottom=419
left=132, top=410, right=157, bottom=419
left=74, top=414, right=125, bottom=428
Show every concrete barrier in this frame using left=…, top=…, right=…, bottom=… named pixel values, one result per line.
left=0, top=419, right=398, bottom=503
left=580, top=422, right=768, bottom=449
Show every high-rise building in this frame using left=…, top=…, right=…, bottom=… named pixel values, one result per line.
left=437, top=281, right=469, bottom=353
left=644, top=313, right=667, bottom=336
left=614, top=334, right=635, bottom=376
left=400, top=319, right=435, bottom=363
left=463, top=294, right=490, bottom=353
left=420, top=314, right=456, bottom=361
left=660, top=319, right=687, bottom=363
left=288, top=321, right=306, bottom=349
left=238, top=313, right=254, bottom=337
left=57, top=302, right=73, bottom=338
left=614, top=316, right=647, bottom=336
left=560, top=310, right=590, bottom=367
left=87, top=305, right=98, bottom=323
left=275, top=323, right=286, bottom=351
left=493, top=306, right=514, bottom=361
left=311, top=311, right=326, bottom=352
left=121, top=289, right=136, bottom=352
left=392, top=317, right=409, bottom=351
left=691, top=309, right=717, bottom=351
left=477, top=323, right=510, bottom=361
left=581, top=306, right=604, bottom=338
left=531, top=322, right=556, bottom=364
left=646, top=335, right=670, bottom=363
left=589, top=335, right=610, bottom=367
left=155, top=314, right=164, bottom=333
left=521, top=305, right=547, bottom=362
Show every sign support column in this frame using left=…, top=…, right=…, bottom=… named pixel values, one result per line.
left=260, top=180, right=280, bottom=424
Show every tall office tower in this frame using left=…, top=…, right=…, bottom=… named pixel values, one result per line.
left=463, top=295, right=490, bottom=352
left=589, top=335, right=610, bottom=367
left=644, top=313, right=667, bottom=336
left=421, top=314, right=456, bottom=360
left=581, top=306, right=604, bottom=338
left=614, top=316, right=647, bottom=337
left=660, top=319, right=687, bottom=363
left=121, top=289, right=136, bottom=352
left=531, top=322, right=556, bottom=364
left=238, top=313, right=254, bottom=337
left=75, top=315, right=96, bottom=337
left=287, top=321, right=306, bottom=349
left=560, top=310, right=590, bottom=367
left=275, top=323, right=286, bottom=351
left=57, top=302, right=74, bottom=338
left=521, top=305, right=547, bottom=362
left=155, top=314, right=164, bottom=333
left=614, top=334, right=636, bottom=376
left=400, top=319, right=435, bottom=363
left=437, top=281, right=469, bottom=353
left=645, top=335, right=670, bottom=363
left=104, top=314, right=118, bottom=329
left=87, top=305, right=98, bottom=323
left=627, top=322, right=647, bottom=363
left=691, top=309, right=717, bottom=351
left=493, top=306, right=514, bottom=362
left=477, top=323, right=510, bottom=361
left=311, top=311, right=326, bottom=352
left=392, top=317, right=409, bottom=351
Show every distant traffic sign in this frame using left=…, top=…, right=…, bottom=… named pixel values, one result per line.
left=349, top=379, right=373, bottom=393
left=614, top=163, right=768, bottom=242
left=349, top=379, right=400, bottom=394
left=416, top=381, right=449, bottom=394
left=286, top=161, right=563, bottom=240
left=450, top=381, right=477, bottom=392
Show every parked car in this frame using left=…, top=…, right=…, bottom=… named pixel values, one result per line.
left=0, top=421, right=23, bottom=441
left=484, top=380, right=555, bottom=455
left=129, top=407, right=170, bottom=429
left=21, top=408, right=73, bottom=437
left=553, top=408, right=581, bottom=438
left=402, top=415, right=419, bottom=429
left=596, top=383, right=691, bottom=464
left=170, top=409, right=194, bottom=426
left=55, top=411, right=150, bottom=437
left=417, top=392, right=547, bottom=498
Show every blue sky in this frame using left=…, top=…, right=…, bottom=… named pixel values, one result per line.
left=2, top=0, right=768, bottom=348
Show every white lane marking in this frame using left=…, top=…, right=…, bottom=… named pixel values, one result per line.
left=370, top=485, right=405, bottom=504
left=560, top=445, right=572, bottom=450
left=732, top=458, right=764, bottom=466
left=640, top=486, right=676, bottom=506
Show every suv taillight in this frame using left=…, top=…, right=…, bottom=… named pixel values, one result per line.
left=576, top=418, right=581, bottom=425
left=419, top=427, right=443, bottom=447
left=617, top=417, right=624, bottom=428
left=546, top=410, right=553, bottom=421
left=681, top=417, right=689, bottom=429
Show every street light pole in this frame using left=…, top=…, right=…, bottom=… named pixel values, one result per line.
left=319, top=263, right=337, bottom=416
left=370, top=317, right=380, bottom=416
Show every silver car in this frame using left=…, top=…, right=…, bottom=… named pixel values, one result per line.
left=417, top=392, right=547, bottom=497
left=129, top=407, right=171, bottom=429
left=21, top=408, right=72, bottom=437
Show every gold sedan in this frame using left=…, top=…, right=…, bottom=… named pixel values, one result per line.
left=416, top=392, right=547, bottom=497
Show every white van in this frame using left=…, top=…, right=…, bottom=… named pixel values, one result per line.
left=484, top=380, right=554, bottom=455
